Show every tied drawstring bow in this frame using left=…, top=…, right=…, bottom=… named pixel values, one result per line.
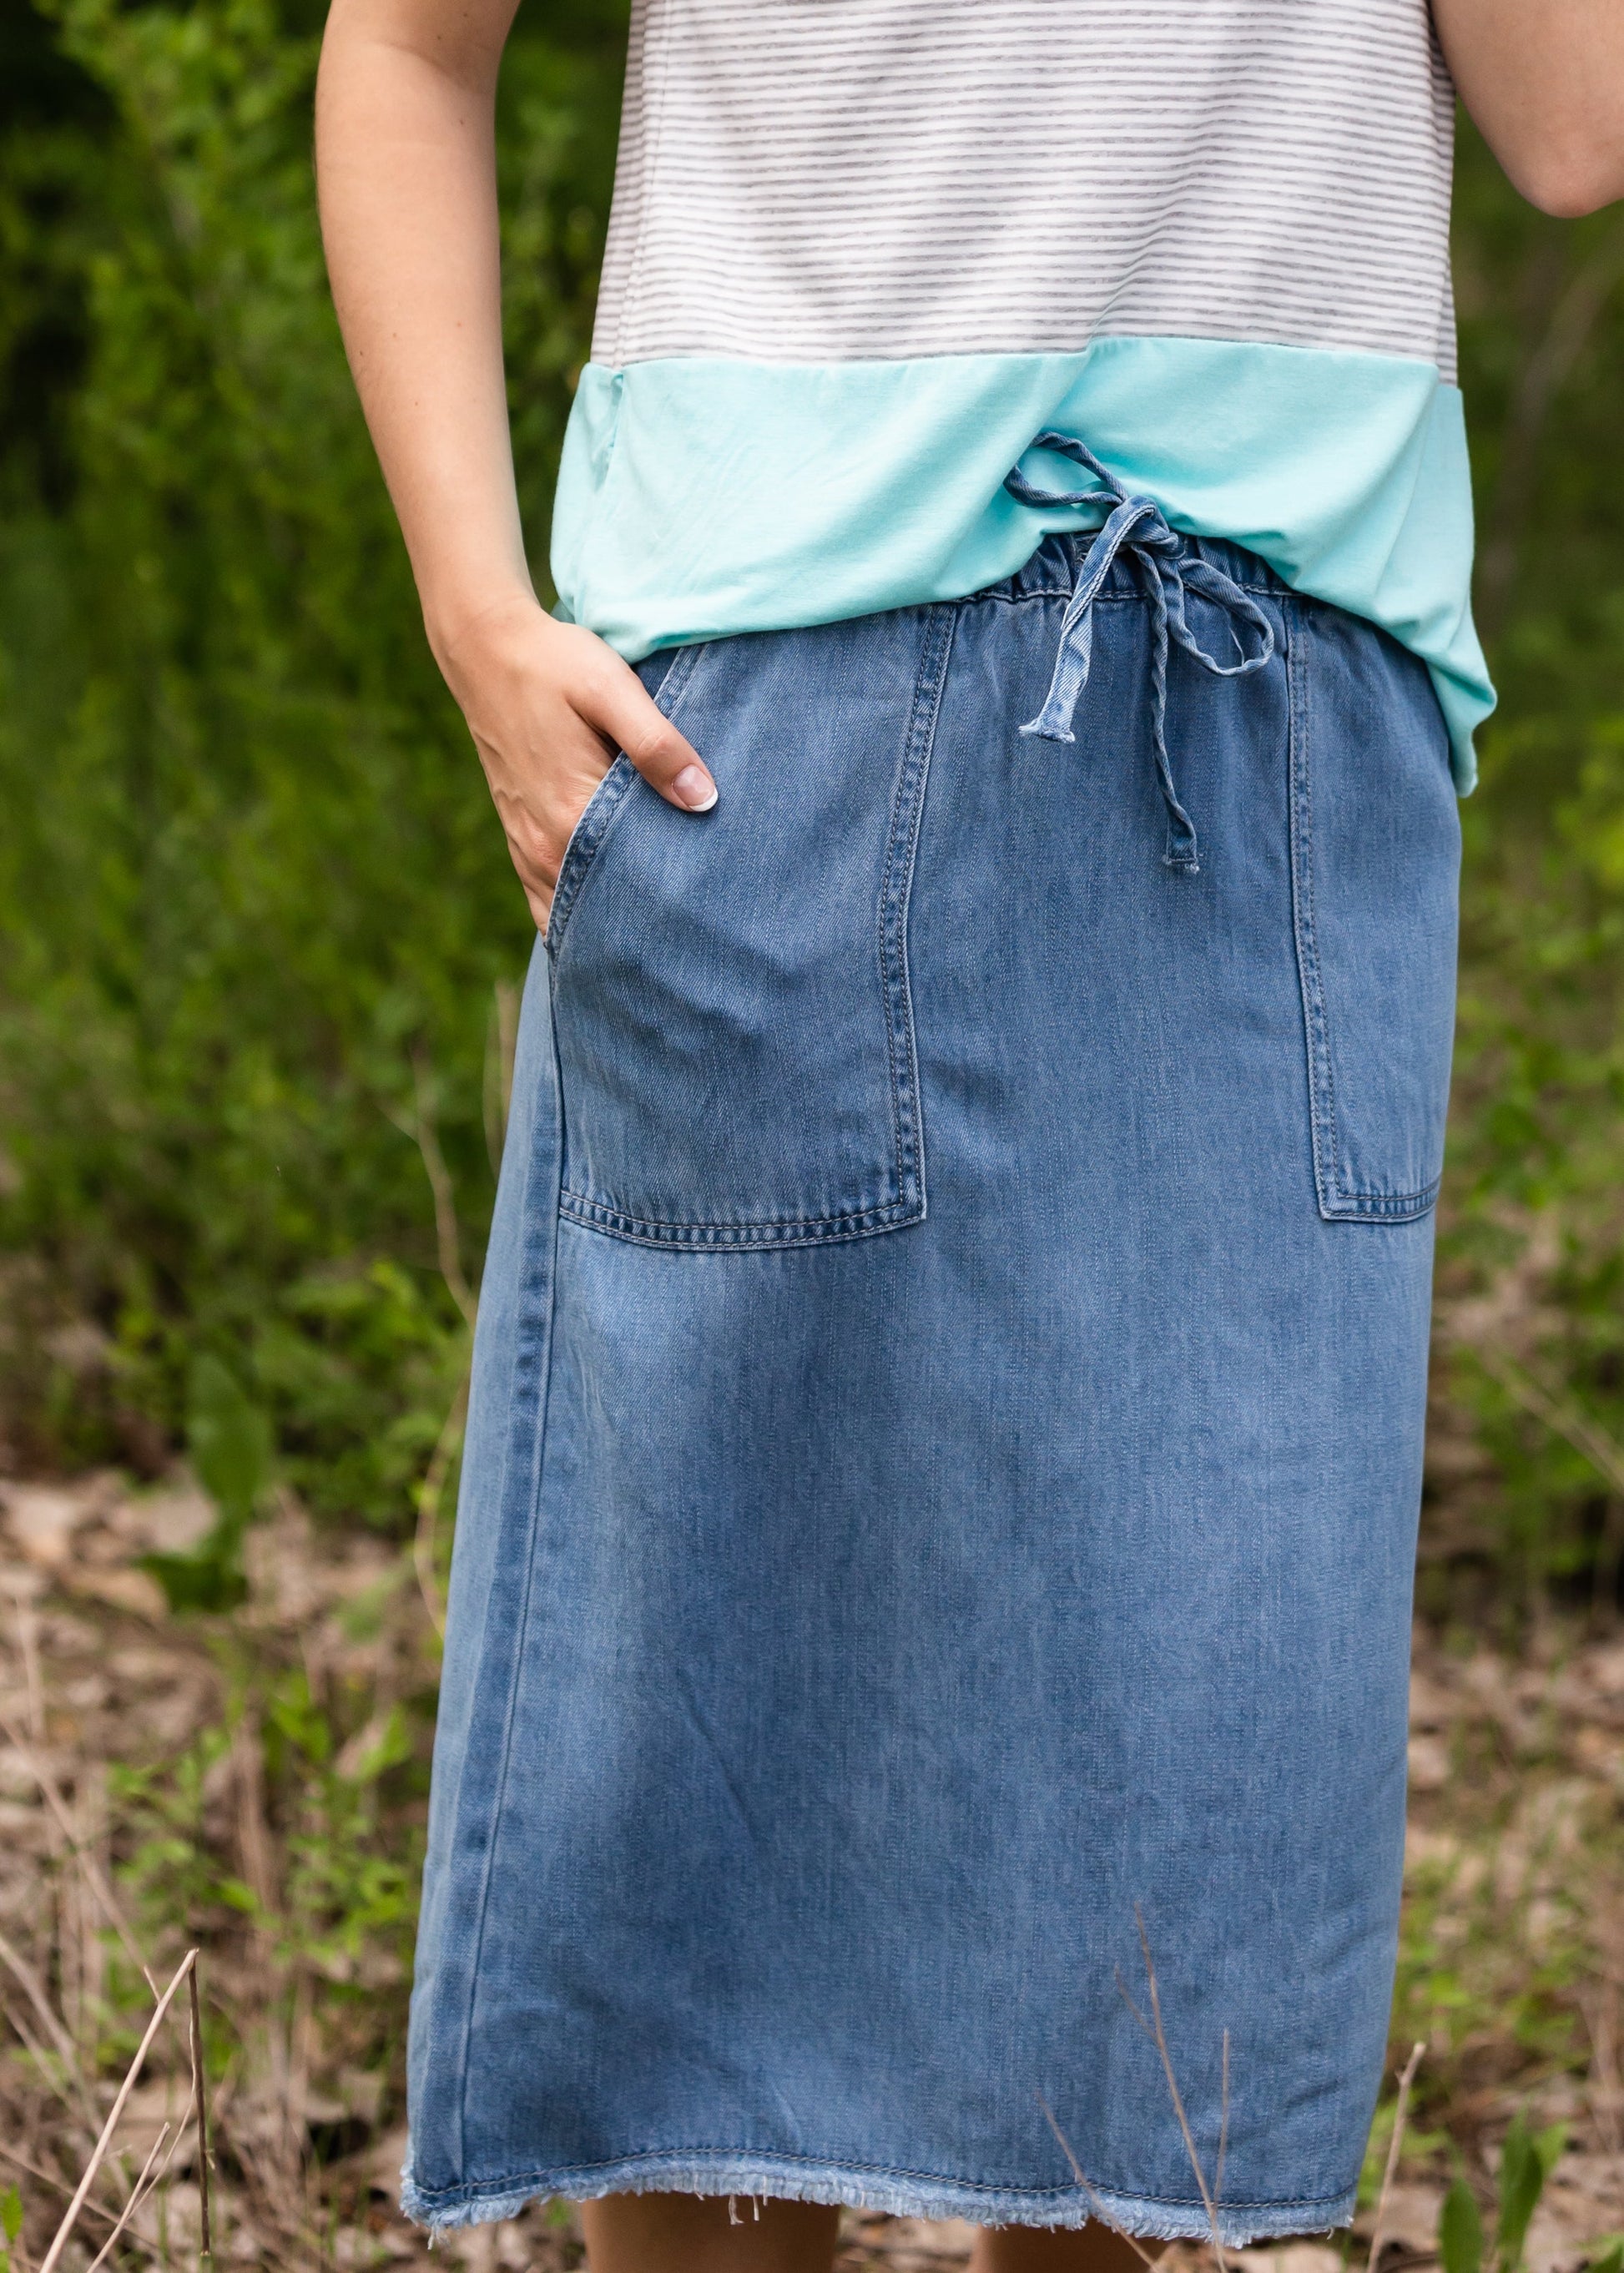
left=1005, top=431, right=1276, bottom=874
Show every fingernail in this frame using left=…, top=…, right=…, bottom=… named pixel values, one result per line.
left=673, top=764, right=718, bottom=813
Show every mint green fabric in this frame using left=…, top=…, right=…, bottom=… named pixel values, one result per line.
left=552, top=335, right=1493, bottom=790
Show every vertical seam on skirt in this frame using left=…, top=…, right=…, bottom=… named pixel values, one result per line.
left=1285, top=599, right=1337, bottom=1212
left=448, top=999, right=567, bottom=2169
left=877, top=601, right=957, bottom=1217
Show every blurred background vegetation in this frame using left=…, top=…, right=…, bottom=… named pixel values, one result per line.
left=1, top=2, right=1623, bottom=2264
left=2, top=0, right=1624, bottom=1618
left=0, top=0, right=621, bottom=1540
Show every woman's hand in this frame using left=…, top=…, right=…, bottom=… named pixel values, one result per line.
left=436, top=595, right=714, bottom=930
left=316, top=0, right=716, bottom=927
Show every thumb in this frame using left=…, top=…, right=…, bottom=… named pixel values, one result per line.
left=582, top=658, right=717, bottom=814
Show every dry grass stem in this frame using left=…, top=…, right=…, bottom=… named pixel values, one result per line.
left=391, top=1051, right=479, bottom=1642
left=413, top=1365, right=470, bottom=1641
left=1036, top=2094, right=1166, bottom=2271
left=189, top=1952, right=214, bottom=2263
left=74, top=1764, right=108, bottom=2057
left=81, top=2121, right=171, bottom=2273
left=5, top=1467, right=1622, bottom=2272
left=37, top=1946, right=197, bottom=2273
left=287, top=1959, right=314, bottom=2193
left=391, top=1051, right=478, bottom=1333
left=1474, top=1344, right=1624, bottom=1500
left=0, top=2143, right=123, bottom=2229
left=231, top=1710, right=278, bottom=1919
left=495, top=977, right=518, bottom=1145
left=1122, top=1908, right=1228, bottom=2270
left=1364, top=2039, right=1426, bottom=2273
left=13, top=1590, right=47, bottom=1742
left=0, top=1923, right=81, bottom=2074
left=3, top=1996, right=97, bottom=2137
left=1580, top=1986, right=1622, bottom=2158
left=0, top=1706, right=156, bottom=1993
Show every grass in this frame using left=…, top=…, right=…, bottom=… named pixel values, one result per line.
left=1, top=1474, right=1622, bottom=2272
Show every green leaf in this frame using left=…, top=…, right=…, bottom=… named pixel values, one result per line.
left=0, top=2182, right=21, bottom=2243
left=188, top=1353, right=272, bottom=1528
left=139, top=1354, right=271, bottom=1611
left=1582, top=2241, right=1624, bottom=2273
left=1495, top=2113, right=1565, bottom=2270
left=334, top=1703, right=411, bottom=1784
left=1440, top=2178, right=1485, bottom=2273
left=1533, top=2124, right=1569, bottom=2180
left=139, top=1545, right=249, bottom=1615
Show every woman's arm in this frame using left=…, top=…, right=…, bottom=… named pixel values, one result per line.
left=314, top=0, right=714, bottom=930
left=1433, top=0, right=1624, bottom=217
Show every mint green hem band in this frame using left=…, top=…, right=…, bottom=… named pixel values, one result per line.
left=551, top=337, right=1493, bottom=792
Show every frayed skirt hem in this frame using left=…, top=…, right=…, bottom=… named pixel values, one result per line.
left=399, top=2153, right=1355, bottom=2245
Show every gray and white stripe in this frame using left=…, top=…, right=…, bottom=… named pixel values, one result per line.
left=593, top=0, right=1458, bottom=376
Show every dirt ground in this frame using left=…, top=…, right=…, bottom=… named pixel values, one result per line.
left=1, top=1473, right=1621, bottom=2271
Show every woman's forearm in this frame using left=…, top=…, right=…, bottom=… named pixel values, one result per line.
left=314, top=0, right=715, bottom=927
left=1434, top=0, right=1624, bottom=217
left=315, top=0, right=528, bottom=655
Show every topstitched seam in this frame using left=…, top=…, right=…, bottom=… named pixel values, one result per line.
left=559, top=1189, right=915, bottom=1237
left=409, top=2148, right=1354, bottom=2215
left=875, top=600, right=954, bottom=1216
left=445, top=1000, right=566, bottom=2165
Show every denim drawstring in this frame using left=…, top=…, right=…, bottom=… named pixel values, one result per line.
left=1005, top=431, right=1276, bottom=874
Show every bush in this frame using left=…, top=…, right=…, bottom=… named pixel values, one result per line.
left=0, top=0, right=621, bottom=1525
left=2, top=0, right=1624, bottom=1600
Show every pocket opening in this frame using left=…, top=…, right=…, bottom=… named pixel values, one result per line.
left=545, top=643, right=704, bottom=957
left=547, top=609, right=956, bottom=1250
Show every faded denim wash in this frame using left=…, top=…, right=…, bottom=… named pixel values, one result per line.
left=403, top=517, right=1460, bottom=2239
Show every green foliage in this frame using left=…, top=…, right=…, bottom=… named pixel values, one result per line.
left=144, top=1352, right=273, bottom=1607
left=1394, top=1832, right=1590, bottom=2087
left=1441, top=2177, right=1485, bottom=2273
left=0, top=0, right=1622, bottom=1600
left=0, top=2190, right=18, bottom=2273
left=114, top=1646, right=424, bottom=1978
left=1436, top=2113, right=1568, bottom=2273
left=0, top=0, right=623, bottom=1525
left=1431, top=145, right=1624, bottom=1616
left=189, top=1348, right=273, bottom=1520
left=1495, top=2114, right=1567, bottom=2267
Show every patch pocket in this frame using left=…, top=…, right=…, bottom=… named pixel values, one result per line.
left=546, top=607, right=956, bottom=1248
left=1289, top=604, right=1461, bottom=1224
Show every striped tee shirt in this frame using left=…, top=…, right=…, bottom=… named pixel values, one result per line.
left=552, top=0, right=1493, bottom=780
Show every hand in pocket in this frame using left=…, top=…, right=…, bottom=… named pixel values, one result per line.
left=436, top=596, right=717, bottom=927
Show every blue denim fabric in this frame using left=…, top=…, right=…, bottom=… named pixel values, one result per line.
left=403, top=522, right=1460, bottom=2239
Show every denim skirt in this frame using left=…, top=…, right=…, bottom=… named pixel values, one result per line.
left=402, top=526, right=1460, bottom=2240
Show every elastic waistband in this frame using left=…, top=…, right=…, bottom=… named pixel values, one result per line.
left=986, top=528, right=1294, bottom=608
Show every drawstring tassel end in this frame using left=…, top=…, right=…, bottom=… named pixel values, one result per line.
left=1018, top=712, right=1078, bottom=746
left=1003, top=429, right=1275, bottom=879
